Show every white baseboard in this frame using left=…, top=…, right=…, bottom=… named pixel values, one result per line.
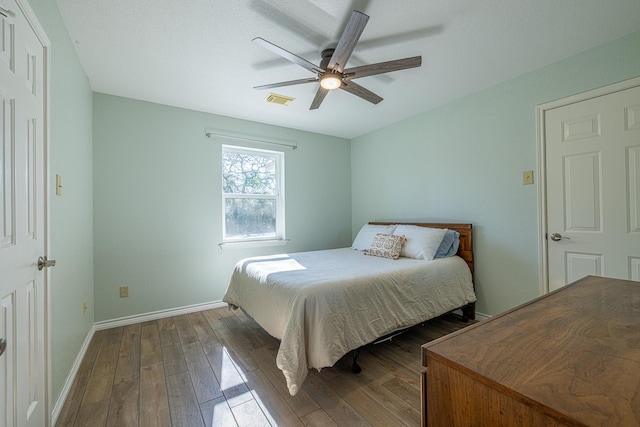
left=451, top=308, right=491, bottom=321
left=475, top=311, right=491, bottom=321
left=94, top=300, right=227, bottom=331
left=51, top=324, right=95, bottom=427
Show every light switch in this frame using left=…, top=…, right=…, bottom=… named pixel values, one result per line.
left=55, top=174, right=62, bottom=195
left=523, top=170, right=534, bottom=185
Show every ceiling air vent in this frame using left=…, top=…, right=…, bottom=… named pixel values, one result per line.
left=265, top=93, right=295, bottom=106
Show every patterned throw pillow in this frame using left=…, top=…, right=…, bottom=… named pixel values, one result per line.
left=365, top=233, right=406, bottom=260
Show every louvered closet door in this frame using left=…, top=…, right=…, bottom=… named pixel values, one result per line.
left=545, top=84, right=640, bottom=291
left=0, top=0, right=48, bottom=425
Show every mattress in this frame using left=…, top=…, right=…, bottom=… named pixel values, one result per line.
left=222, top=247, right=476, bottom=395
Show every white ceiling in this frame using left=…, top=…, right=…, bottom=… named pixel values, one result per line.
left=55, top=0, right=640, bottom=139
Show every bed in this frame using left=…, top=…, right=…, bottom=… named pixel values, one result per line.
left=222, top=222, right=476, bottom=396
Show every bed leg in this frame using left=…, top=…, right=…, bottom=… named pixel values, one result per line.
left=461, top=303, right=475, bottom=322
left=351, top=349, right=361, bottom=373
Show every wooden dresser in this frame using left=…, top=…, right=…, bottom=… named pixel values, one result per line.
left=421, top=276, right=640, bottom=427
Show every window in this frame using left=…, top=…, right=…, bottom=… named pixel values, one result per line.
left=222, top=145, right=285, bottom=242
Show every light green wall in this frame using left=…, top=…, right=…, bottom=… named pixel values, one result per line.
left=92, top=94, right=351, bottom=321
left=27, top=0, right=94, bottom=407
left=351, top=31, right=640, bottom=316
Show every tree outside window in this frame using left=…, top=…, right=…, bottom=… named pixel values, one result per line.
left=222, top=145, right=285, bottom=241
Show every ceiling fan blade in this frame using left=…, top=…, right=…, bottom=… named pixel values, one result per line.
left=310, top=87, right=329, bottom=110
left=253, top=37, right=324, bottom=74
left=328, top=11, right=369, bottom=72
left=254, top=77, right=318, bottom=90
left=344, top=56, right=422, bottom=80
left=340, top=81, right=383, bottom=104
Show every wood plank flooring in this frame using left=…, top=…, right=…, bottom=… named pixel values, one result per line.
left=56, top=307, right=472, bottom=427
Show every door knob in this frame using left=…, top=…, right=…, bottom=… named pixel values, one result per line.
left=549, top=232, right=570, bottom=241
left=37, top=256, right=56, bottom=270
left=0, top=338, right=6, bottom=357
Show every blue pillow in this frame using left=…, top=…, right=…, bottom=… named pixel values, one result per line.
left=434, top=230, right=460, bottom=258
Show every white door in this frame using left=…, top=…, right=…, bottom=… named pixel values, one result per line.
left=545, top=84, right=640, bottom=291
left=0, top=0, right=49, bottom=426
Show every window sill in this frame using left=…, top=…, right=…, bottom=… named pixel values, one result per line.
left=219, top=239, right=289, bottom=250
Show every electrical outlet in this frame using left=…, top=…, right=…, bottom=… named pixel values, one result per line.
left=523, top=170, right=534, bottom=185
left=83, top=301, right=87, bottom=316
left=120, top=286, right=129, bottom=298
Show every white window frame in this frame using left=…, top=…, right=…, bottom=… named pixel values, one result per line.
left=221, top=144, right=285, bottom=246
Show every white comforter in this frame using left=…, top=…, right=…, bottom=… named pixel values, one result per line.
left=222, top=247, right=476, bottom=395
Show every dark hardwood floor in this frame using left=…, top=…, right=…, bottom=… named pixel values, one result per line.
left=55, top=306, right=472, bottom=427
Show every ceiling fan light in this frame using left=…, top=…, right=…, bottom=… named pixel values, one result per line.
left=320, top=73, right=342, bottom=90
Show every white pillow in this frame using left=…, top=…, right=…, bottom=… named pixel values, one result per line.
left=352, top=224, right=396, bottom=250
left=394, top=225, right=447, bottom=260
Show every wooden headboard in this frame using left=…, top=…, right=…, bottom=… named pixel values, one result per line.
left=368, top=222, right=474, bottom=277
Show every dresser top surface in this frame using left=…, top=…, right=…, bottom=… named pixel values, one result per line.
left=423, top=276, right=640, bottom=426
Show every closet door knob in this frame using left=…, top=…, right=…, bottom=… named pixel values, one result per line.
left=549, top=232, right=570, bottom=241
left=37, top=256, right=56, bottom=270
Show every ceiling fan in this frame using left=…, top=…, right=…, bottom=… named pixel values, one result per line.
left=253, top=10, right=422, bottom=110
